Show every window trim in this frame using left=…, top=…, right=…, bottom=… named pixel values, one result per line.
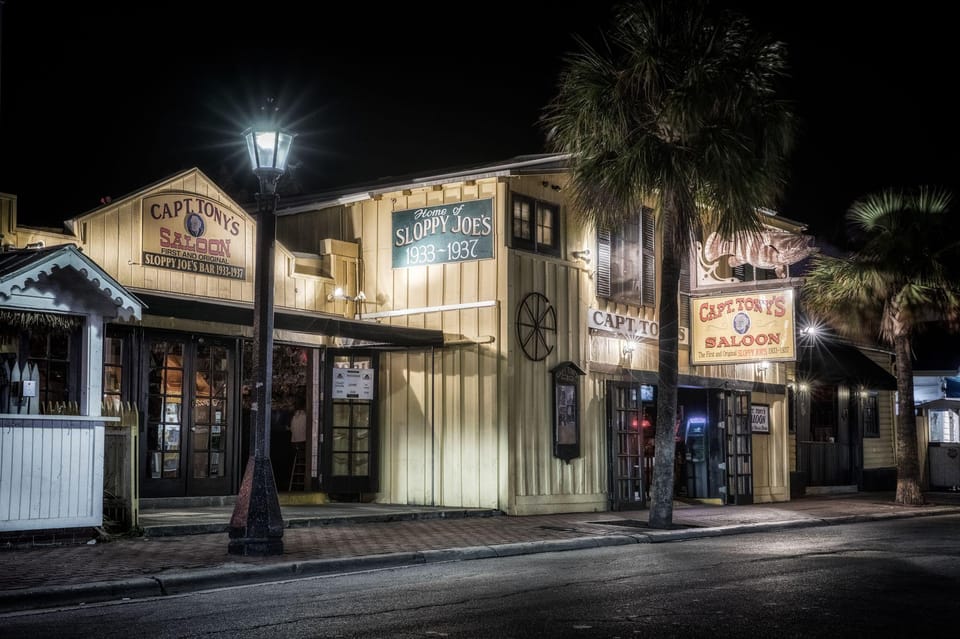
left=510, top=193, right=561, bottom=257
left=861, top=391, right=880, bottom=438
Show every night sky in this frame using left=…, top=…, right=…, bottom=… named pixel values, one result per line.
left=1, top=1, right=957, bottom=247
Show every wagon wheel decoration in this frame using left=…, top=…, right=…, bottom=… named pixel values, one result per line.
left=516, top=292, right=556, bottom=361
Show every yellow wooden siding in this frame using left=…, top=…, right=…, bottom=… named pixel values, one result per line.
left=506, top=249, right=607, bottom=514
left=354, top=180, right=503, bottom=509
left=751, top=391, right=788, bottom=502
left=47, top=169, right=333, bottom=314
left=864, top=390, right=896, bottom=468
left=861, top=349, right=896, bottom=469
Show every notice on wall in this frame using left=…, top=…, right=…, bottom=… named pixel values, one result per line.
left=752, top=404, right=770, bottom=433
left=392, top=198, right=494, bottom=268
left=141, top=193, right=248, bottom=280
left=331, top=368, right=375, bottom=400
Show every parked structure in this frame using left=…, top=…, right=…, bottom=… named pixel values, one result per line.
left=912, top=327, right=960, bottom=490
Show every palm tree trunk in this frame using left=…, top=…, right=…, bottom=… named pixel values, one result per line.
left=648, top=205, right=681, bottom=529
left=893, top=332, right=924, bottom=505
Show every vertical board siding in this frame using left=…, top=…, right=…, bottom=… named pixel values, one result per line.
left=366, top=182, right=502, bottom=509
left=508, top=248, right=603, bottom=505
left=70, top=169, right=333, bottom=314
left=0, top=418, right=105, bottom=531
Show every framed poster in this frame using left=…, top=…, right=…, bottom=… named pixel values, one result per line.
left=751, top=403, right=770, bottom=433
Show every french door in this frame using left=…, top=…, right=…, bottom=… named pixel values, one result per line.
left=722, top=390, right=754, bottom=505
left=141, top=335, right=235, bottom=497
left=322, top=350, right=378, bottom=495
left=608, top=383, right=655, bottom=510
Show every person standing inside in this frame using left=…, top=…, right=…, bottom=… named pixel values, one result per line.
left=288, top=399, right=307, bottom=488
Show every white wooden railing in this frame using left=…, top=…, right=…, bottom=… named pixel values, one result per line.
left=0, top=414, right=118, bottom=531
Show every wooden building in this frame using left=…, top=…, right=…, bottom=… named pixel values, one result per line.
left=0, top=154, right=900, bottom=522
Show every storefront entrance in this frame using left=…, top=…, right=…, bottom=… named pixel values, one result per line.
left=607, top=383, right=656, bottom=510
left=608, top=383, right=754, bottom=509
left=323, top=350, right=378, bottom=497
left=141, top=336, right=236, bottom=498
left=722, top=390, right=754, bottom=505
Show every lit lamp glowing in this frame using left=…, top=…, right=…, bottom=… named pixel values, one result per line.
left=228, top=119, right=295, bottom=556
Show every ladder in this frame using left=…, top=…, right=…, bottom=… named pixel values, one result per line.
left=288, top=443, right=306, bottom=491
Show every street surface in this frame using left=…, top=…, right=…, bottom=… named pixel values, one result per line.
left=2, top=515, right=958, bottom=638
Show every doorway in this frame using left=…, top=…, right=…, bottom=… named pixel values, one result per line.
left=141, top=335, right=235, bottom=497
left=607, top=382, right=656, bottom=510
left=723, top=390, right=754, bottom=505
left=323, top=350, right=378, bottom=497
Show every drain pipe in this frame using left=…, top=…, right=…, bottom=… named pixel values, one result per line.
left=430, top=345, right=436, bottom=506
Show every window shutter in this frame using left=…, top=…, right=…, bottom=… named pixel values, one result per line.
left=679, top=246, right=690, bottom=327
left=640, top=207, right=656, bottom=307
left=596, top=229, right=611, bottom=298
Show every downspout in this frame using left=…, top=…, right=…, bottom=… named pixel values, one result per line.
left=431, top=345, right=436, bottom=506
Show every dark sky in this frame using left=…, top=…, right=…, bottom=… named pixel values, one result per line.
left=1, top=1, right=957, bottom=246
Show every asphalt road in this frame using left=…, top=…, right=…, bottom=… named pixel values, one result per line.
left=2, top=515, right=958, bottom=638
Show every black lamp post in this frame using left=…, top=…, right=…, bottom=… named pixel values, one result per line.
left=228, top=124, right=295, bottom=556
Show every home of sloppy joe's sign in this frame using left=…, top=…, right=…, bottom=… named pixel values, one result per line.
left=392, top=198, right=494, bottom=268
left=141, top=193, right=247, bottom=280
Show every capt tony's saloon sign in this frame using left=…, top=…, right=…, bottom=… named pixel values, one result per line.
left=141, top=193, right=248, bottom=280
left=690, top=289, right=797, bottom=365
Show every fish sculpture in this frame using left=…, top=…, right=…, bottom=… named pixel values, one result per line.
left=701, top=230, right=817, bottom=278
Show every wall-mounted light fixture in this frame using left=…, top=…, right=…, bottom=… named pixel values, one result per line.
left=327, top=287, right=346, bottom=302
left=328, top=288, right=371, bottom=318
left=572, top=249, right=591, bottom=264
left=755, top=360, right=770, bottom=375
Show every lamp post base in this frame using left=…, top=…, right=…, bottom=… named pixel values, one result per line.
left=228, top=455, right=284, bottom=556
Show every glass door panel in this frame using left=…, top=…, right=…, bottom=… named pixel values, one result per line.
left=323, top=352, right=378, bottom=493
left=143, top=337, right=234, bottom=498
left=608, top=383, right=654, bottom=510
left=191, top=342, right=228, bottom=481
left=146, top=340, right=185, bottom=485
left=725, top=390, right=754, bottom=505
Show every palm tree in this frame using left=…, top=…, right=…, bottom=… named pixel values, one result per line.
left=542, top=0, right=794, bottom=527
left=801, top=187, right=960, bottom=505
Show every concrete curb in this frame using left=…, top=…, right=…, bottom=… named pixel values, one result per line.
left=3, top=506, right=959, bottom=614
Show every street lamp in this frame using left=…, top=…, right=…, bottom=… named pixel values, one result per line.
left=228, top=122, right=295, bottom=556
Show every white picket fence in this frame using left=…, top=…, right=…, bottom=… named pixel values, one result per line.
left=0, top=359, right=42, bottom=415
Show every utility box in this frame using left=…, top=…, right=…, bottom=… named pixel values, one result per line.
left=928, top=443, right=960, bottom=489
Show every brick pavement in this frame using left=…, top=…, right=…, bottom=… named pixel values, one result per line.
left=3, top=492, right=959, bottom=597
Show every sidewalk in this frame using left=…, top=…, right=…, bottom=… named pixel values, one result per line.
left=2, top=491, right=959, bottom=613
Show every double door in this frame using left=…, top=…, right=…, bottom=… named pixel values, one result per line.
left=608, top=384, right=754, bottom=509
left=142, top=336, right=235, bottom=497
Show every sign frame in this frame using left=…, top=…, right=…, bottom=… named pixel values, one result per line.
left=751, top=403, right=770, bottom=434
left=689, top=288, right=797, bottom=366
left=392, top=198, right=495, bottom=268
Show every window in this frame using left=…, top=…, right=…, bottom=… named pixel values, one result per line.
left=929, top=409, right=960, bottom=443
left=733, top=263, right=778, bottom=283
left=511, top=194, right=560, bottom=256
left=102, top=336, right=124, bottom=412
left=28, top=330, right=73, bottom=405
left=861, top=391, right=880, bottom=438
left=810, top=385, right=837, bottom=442
left=597, top=207, right=655, bottom=307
